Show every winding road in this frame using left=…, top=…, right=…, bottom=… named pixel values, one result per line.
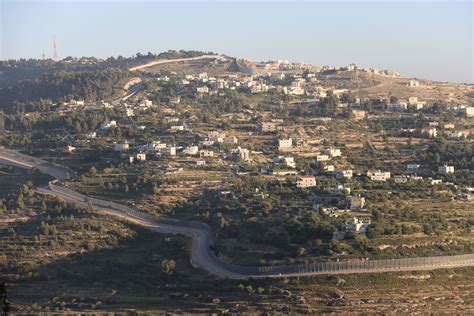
left=129, top=54, right=227, bottom=72
left=1, top=148, right=473, bottom=279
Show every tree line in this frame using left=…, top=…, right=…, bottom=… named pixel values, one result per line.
left=0, top=68, right=128, bottom=113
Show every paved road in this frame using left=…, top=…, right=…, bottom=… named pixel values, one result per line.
left=1, top=148, right=473, bottom=279
left=129, top=54, right=227, bottom=72
left=0, top=149, right=73, bottom=180
left=111, top=77, right=145, bottom=106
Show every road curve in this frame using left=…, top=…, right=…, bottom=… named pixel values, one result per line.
left=129, top=54, right=227, bottom=72
left=1, top=148, right=473, bottom=279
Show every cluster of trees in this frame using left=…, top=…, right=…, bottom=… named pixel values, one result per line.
left=290, top=95, right=340, bottom=118
left=425, top=138, right=473, bottom=170
left=366, top=222, right=421, bottom=239
left=0, top=69, right=128, bottom=113
left=0, top=50, right=212, bottom=70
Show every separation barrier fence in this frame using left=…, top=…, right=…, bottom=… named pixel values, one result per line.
left=46, top=182, right=474, bottom=278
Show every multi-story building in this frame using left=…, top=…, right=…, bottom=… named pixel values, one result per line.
left=408, top=96, right=418, bottom=105
left=316, top=154, right=330, bottom=162
left=394, top=175, right=408, bottom=184
left=352, top=110, right=366, bottom=120
left=237, top=147, right=251, bottom=162
left=135, top=153, right=146, bottom=161
left=460, top=106, right=474, bottom=117
left=199, top=150, right=214, bottom=158
left=170, top=125, right=185, bottom=132
left=336, top=169, right=353, bottom=179
left=259, top=122, right=277, bottom=133
left=126, top=108, right=135, bottom=117
left=208, top=131, right=225, bottom=143
left=297, top=176, right=317, bottom=188
left=273, top=155, right=296, bottom=169
left=438, top=165, right=454, bottom=175
left=278, top=138, right=293, bottom=150
left=183, top=146, right=199, bottom=156
left=367, top=169, right=391, bottom=181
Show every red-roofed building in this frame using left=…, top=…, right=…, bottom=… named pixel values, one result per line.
left=297, top=176, right=316, bottom=188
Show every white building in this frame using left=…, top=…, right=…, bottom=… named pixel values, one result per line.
left=196, top=160, right=206, bottom=166
left=274, top=155, right=296, bottom=169
left=260, top=121, right=277, bottom=133
left=282, top=156, right=296, bottom=168
left=421, top=127, right=437, bottom=138
left=336, top=169, right=353, bottom=179
left=196, top=86, right=209, bottom=94
left=200, top=140, right=215, bottom=147
left=237, top=147, right=251, bottom=162
left=352, top=110, right=366, bottom=120
left=114, top=141, right=129, bottom=152
left=135, top=153, right=146, bottom=161
left=408, top=96, right=418, bottom=105
left=183, top=146, right=199, bottom=156
left=347, top=63, right=357, bottom=71
left=270, top=73, right=286, bottom=81
left=350, top=196, right=365, bottom=211
left=100, top=119, right=117, bottom=129
left=288, top=87, right=305, bottom=95
left=438, top=165, right=454, bottom=175
left=341, top=217, right=371, bottom=233
left=394, top=175, right=408, bottom=184
left=389, top=102, right=408, bottom=111
left=278, top=138, right=293, bottom=150
left=324, top=165, right=335, bottom=172
left=460, top=107, right=474, bottom=117
left=325, top=148, right=341, bottom=157
left=139, top=100, right=153, bottom=108
left=413, top=101, right=426, bottom=110
left=408, top=79, right=420, bottom=87
left=367, top=170, right=391, bottom=181
left=126, top=108, right=135, bottom=117
left=407, top=164, right=420, bottom=172
left=199, top=150, right=214, bottom=158
left=160, top=146, right=176, bottom=156
left=146, top=141, right=166, bottom=153
left=170, top=125, right=185, bottom=132
left=316, top=154, right=330, bottom=162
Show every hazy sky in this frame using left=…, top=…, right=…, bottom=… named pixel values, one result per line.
left=1, top=0, right=472, bottom=83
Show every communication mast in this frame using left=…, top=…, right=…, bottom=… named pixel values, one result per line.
left=52, top=34, right=58, bottom=61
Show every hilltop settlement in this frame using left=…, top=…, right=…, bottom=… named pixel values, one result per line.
left=0, top=50, right=473, bottom=313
